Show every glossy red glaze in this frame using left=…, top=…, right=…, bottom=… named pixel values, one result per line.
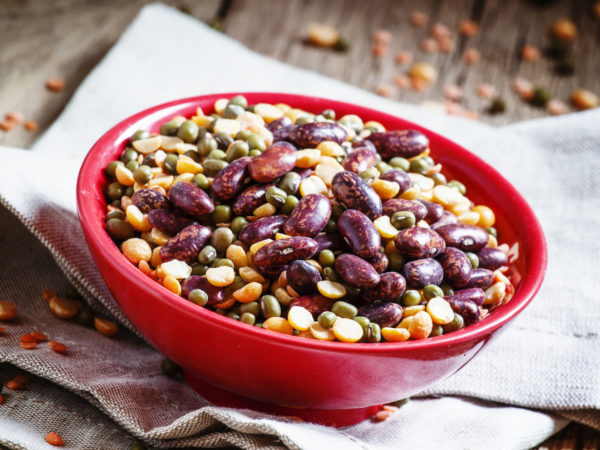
left=77, top=93, right=546, bottom=416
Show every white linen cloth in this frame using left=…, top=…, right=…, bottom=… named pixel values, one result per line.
left=0, top=3, right=598, bottom=449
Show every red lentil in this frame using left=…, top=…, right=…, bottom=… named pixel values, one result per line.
left=513, top=77, right=534, bottom=100
left=376, top=84, right=394, bottom=97
left=443, top=84, right=463, bottom=101
left=5, top=112, right=23, bottom=124
left=0, top=121, right=16, bottom=132
left=463, top=48, right=481, bottom=64
left=372, top=29, right=392, bottom=46
left=394, top=51, right=413, bottom=65
left=476, top=83, right=497, bottom=100
left=430, top=23, right=451, bottom=40
left=420, top=38, right=438, bottom=53
left=393, top=74, right=410, bottom=89
left=546, top=99, right=568, bottom=116
left=409, top=11, right=429, bottom=27
left=30, top=331, right=47, bottom=342
left=45, top=432, right=64, bottom=447
left=20, top=341, right=37, bottom=350
left=521, top=45, right=540, bottom=62
left=49, top=341, right=68, bottom=353
left=45, top=77, right=66, bottom=92
left=24, top=120, right=39, bottom=131
left=6, top=380, right=23, bottom=390
left=438, top=38, right=455, bottom=53
left=371, top=43, right=388, bottom=57
left=458, top=20, right=479, bottom=37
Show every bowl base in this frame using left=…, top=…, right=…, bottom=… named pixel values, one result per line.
left=183, top=371, right=382, bottom=428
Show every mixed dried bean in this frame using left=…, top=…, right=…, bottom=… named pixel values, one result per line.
left=103, top=96, right=516, bottom=343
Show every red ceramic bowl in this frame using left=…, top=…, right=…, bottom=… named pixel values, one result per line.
left=77, top=93, right=546, bottom=426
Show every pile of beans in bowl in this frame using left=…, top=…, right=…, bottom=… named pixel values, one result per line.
left=103, top=96, right=515, bottom=343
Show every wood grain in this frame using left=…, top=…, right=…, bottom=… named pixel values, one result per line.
left=0, top=1, right=599, bottom=448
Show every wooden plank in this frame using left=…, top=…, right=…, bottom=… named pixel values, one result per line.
left=0, top=0, right=221, bottom=148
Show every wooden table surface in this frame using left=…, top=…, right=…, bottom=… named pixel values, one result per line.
left=1, top=0, right=599, bottom=448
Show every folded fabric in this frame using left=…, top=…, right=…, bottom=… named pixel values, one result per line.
left=0, top=3, right=598, bottom=449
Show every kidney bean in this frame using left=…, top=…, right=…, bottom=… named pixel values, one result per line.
left=416, top=199, right=444, bottom=223
left=168, top=182, right=215, bottom=219
left=343, top=146, right=378, bottom=173
left=445, top=295, right=481, bottom=325
left=338, top=209, right=381, bottom=259
left=267, top=116, right=293, bottom=142
left=232, top=183, right=272, bottom=216
left=451, top=287, right=485, bottom=306
left=357, top=302, right=403, bottom=328
left=363, top=272, right=406, bottom=302
left=465, top=268, right=494, bottom=289
left=403, top=258, right=443, bottom=288
left=332, top=171, right=382, bottom=220
left=210, top=156, right=252, bottom=201
left=431, top=211, right=459, bottom=230
left=435, top=224, right=489, bottom=252
left=366, top=129, right=429, bottom=159
left=284, top=194, right=331, bottom=237
left=383, top=199, right=427, bottom=222
left=160, top=224, right=212, bottom=263
left=148, top=209, right=194, bottom=235
left=286, top=260, right=322, bottom=295
left=254, top=237, right=318, bottom=272
left=478, top=247, right=508, bottom=271
left=380, top=170, right=411, bottom=194
left=181, top=275, right=225, bottom=304
left=132, top=188, right=170, bottom=213
left=334, top=253, right=381, bottom=288
left=369, top=252, right=388, bottom=273
left=394, top=227, right=445, bottom=258
left=314, top=234, right=350, bottom=253
left=289, top=295, right=335, bottom=318
left=438, top=247, right=472, bottom=287
left=288, top=122, right=348, bottom=148
left=238, top=215, right=285, bottom=246
left=248, top=142, right=297, bottom=183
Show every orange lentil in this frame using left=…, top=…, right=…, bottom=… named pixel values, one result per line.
left=410, top=11, right=429, bottom=27
left=30, top=331, right=47, bottom=342
left=476, top=83, right=497, bottom=99
left=376, top=84, right=394, bottom=97
left=420, top=38, right=438, bottom=53
left=521, top=44, right=540, bottom=62
left=372, top=29, right=392, bottom=45
left=463, top=48, right=481, bottom=64
left=0, top=120, right=16, bottom=132
left=45, top=432, right=64, bottom=447
left=438, top=37, right=455, bottom=53
left=458, top=19, right=479, bottom=37
left=45, top=77, right=65, bottom=92
left=6, top=380, right=23, bottom=390
left=546, top=99, right=568, bottom=116
left=5, top=112, right=23, bottom=124
left=394, top=51, right=413, bottom=64
left=394, top=74, right=410, bottom=89
left=443, top=83, right=463, bottom=101
left=20, top=341, right=37, bottom=350
left=49, top=341, right=68, bottom=353
left=371, top=43, right=388, bottom=57
left=430, top=23, right=451, bottom=40
left=24, top=120, right=39, bottom=131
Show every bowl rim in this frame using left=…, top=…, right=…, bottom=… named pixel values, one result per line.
left=77, top=92, right=547, bottom=354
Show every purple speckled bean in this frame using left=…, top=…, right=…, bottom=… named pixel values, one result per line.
left=147, top=209, right=194, bottom=235
left=438, top=247, right=472, bottom=287
left=363, top=272, right=406, bottom=303
left=284, top=194, right=331, bottom=237
left=394, top=227, right=445, bottom=258
left=289, top=295, right=335, bottom=318
left=334, top=253, right=381, bottom=288
left=288, top=122, right=348, bottom=148
left=435, top=224, right=489, bottom=252
left=343, top=147, right=378, bottom=173
left=416, top=199, right=444, bottom=223
left=477, top=247, right=509, bottom=271
left=451, top=287, right=486, bottom=306
left=383, top=199, right=428, bottom=222
left=267, top=116, right=293, bottom=142
left=232, top=183, right=273, bottom=216
left=254, top=237, right=318, bottom=273
left=368, top=252, right=389, bottom=273
left=337, top=209, right=381, bottom=259
left=445, top=295, right=481, bottom=325
left=314, top=234, right=350, bottom=253
left=380, top=170, right=411, bottom=194
left=182, top=276, right=225, bottom=305
left=465, top=268, right=494, bottom=290
left=357, top=302, right=403, bottom=328
left=248, top=142, right=297, bottom=183
left=332, top=171, right=382, bottom=220
left=286, top=260, right=322, bottom=295
left=132, top=188, right=170, bottom=213
left=168, top=182, right=214, bottom=220
left=238, top=215, right=285, bottom=246
left=403, top=258, right=443, bottom=288
left=431, top=211, right=459, bottom=230
left=210, top=156, right=252, bottom=201
left=160, top=224, right=212, bottom=263
left=366, top=129, right=429, bottom=159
